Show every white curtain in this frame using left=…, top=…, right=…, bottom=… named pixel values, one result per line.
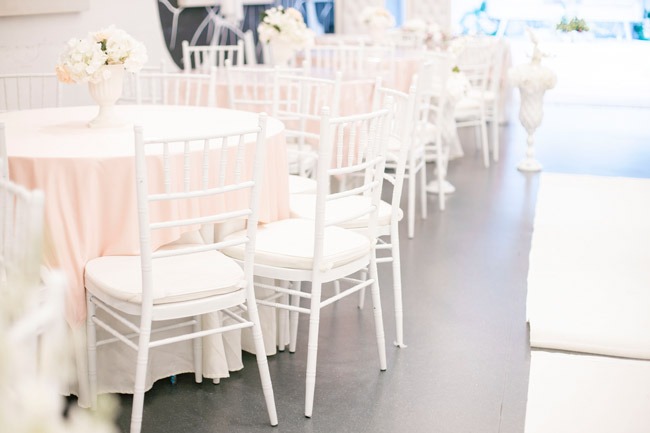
left=403, top=0, right=451, bottom=32
left=334, top=0, right=383, bottom=34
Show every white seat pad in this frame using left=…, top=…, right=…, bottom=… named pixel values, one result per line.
left=289, top=194, right=400, bottom=228
left=222, top=218, right=371, bottom=271
left=525, top=350, right=650, bottom=433
left=527, top=173, right=650, bottom=360
left=288, top=174, right=317, bottom=195
left=85, top=246, right=243, bottom=304
left=455, top=97, right=483, bottom=113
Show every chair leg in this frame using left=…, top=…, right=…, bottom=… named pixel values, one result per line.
left=368, top=254, right=387, bottom=371
left=130, top=323, right=153, bottom=433
left=289, top=281, right=301, bottom=353
left=247, top=292, right=279, bottom=426
left=419, top=162, right=427, bottom=220
left=305, top=279, right=323, bottom=418
left=491, top=107, right=499, bottom=163
left=278, top=283, right=289, bottom=352
left=436, top=143, right=446, bottom=211
left=481, top=116, right=490, bottom=168
left=86, top=294, right=98, bottom=409
left=390, top=224, right=406, bottom=348
left=357, top=269, right=368, bottom=309
left=407, top=170, right=415, bottom=239
left=193, top=315, right=203, bottom=383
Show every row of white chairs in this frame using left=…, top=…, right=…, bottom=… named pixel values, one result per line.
left=0, top=38, right=504, bottom=431
left=0, top=76, right=400, bottom=432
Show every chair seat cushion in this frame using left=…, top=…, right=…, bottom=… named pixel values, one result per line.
left=85, top=246, right=243, bottom=304
left=468, top=88, right=496, bottom=101
left=289, top=194, right=400, bottom=228
left=288, top=174, right=318, bottom=195
left=222, top=218, right=371, bottom=272
left=455, top=97, right=483, bottom=112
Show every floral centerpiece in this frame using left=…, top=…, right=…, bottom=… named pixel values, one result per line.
left=55, top=26, right=147, bottom=84
left=55, top=26, right=147, bottom=128
left=401, top=18, right=448, bottom=49
left=257, top=6, right=314, bottom=66
left=359, top=6, right=396, bottom=32
left=556, top=16, right=590, bottom=33
left=359, top=6, right=395, bottom=42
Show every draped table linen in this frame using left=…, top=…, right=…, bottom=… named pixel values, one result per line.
left=2, top=104, right=290, bottom=405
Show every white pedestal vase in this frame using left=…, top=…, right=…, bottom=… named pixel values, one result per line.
left=516, top=87, right=546, bottom=171
left=269, top=42, right=296, bottom=67
left=509, top=32, right=557, bottom=172
left=87, top=64, right=125, bottom=128
left=367, top=26, right=387, bottom=44
left=427, top=70, right=470, bottom=195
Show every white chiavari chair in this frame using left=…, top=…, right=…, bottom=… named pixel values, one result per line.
left=134, top=67, right=218, bottom=106
left=222, top=105, right=392, bottom=418
left=416, top=55, right=452, bottom=214
left=84, top=115, right=277, bottom=433
left=296, top=82, right=417, bottom=348
left=1, top=178, right=45, bottom=329
left=274, top=67, right=342, bottom=183
left=0, top=177, right=79, bottom=430
left=377, top=74, right=428, bottom=239
left=484, top=38, right=507, bottom=163
left=182, top=39, right=245, bottom=73
left=453, top=37, right=499, bottom=168
left=0, top=73, right=62, bottom=112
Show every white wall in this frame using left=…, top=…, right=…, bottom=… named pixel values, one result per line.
left=0, top=0, right=173, bottom=104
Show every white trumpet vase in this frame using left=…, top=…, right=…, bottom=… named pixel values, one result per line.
left=509, top=58, right=557, bottom=172
left=87, top=64, right=125, bottom=128
left=517, top=87, right=546, bottom=171
left=269, top=42, right=295, bottom=67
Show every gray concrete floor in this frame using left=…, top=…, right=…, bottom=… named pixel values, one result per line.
left=110, top=102, right=650, bottom=433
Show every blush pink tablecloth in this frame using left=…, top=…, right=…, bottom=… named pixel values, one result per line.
left=2, top=105, right=289, bottom=327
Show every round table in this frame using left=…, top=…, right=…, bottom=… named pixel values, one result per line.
left=2, top=105, right=289, bottom=405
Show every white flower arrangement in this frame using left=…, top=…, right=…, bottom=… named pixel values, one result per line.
left=401, top=18, right=447, bottom=47
left=55, top=26, right=148, bottom=84
left=359, top=6, right=396, bottom=31
left=257, top=6, right=314, bottom=49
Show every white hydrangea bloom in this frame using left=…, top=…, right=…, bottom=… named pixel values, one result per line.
left=55, top=26, right=148, bottom=84
left=257, top=6, right=314, bottom=49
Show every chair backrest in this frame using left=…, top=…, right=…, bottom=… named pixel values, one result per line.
left=312, top=105, right=392, bottom=262
left=0, top=122, right=7, bottom=180
left=208, top=17, right=258, bottom=65
left=0, top=73, right=62, bottom=112
left=224, top=61, right=302, bottom=113
left=387, top=29, right=427, bottom=49
left=274, top=67, right=342, bottom=176
left=134, top=68, right=218, bottom=106
left=371, top=79, right=418, bottom=221
left=305, top=43, right=366, bottom=75
left=415, top=55, right=452, bottom=161
left=182, top=40, right=245, bottom=73
left=416, top=54, right=452, bottom=126
left=133, top=113, right=268, bottom=307
left=486, top=38, right=507, bottom=98
left=453, top=37, right=497, bottom=94
left=0, top=177, right=45, bottom=325
left=122, top=61, right=167, bottom=104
